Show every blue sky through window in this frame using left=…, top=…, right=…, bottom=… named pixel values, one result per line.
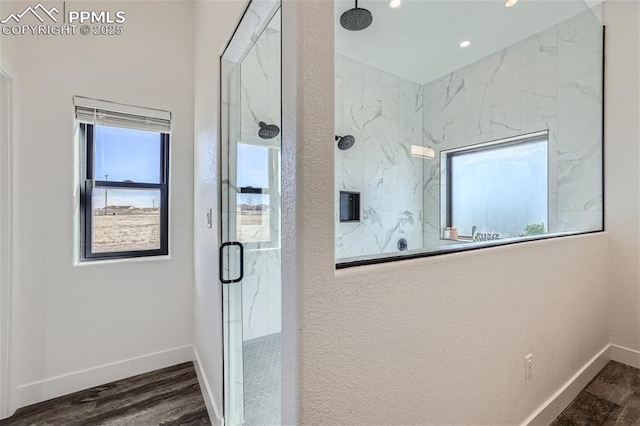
left=94, top=125, right=162, bottom=209
left=95, top=125, right=161, bottom=183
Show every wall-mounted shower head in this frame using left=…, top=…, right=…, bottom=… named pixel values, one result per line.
left=258, top=122, right=280, bottom=139
left=340, top=0, right=373, bottom=31
left=335, top=134, right=356, bottom=150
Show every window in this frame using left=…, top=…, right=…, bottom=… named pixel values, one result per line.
left=76, top=98, right=170, bottom=260
left=236, top=142, right=279, bottom=246
left=443, top=132, right=549, bottom=241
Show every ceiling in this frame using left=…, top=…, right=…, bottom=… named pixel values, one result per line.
left=335, top=0, right=600, bottom=84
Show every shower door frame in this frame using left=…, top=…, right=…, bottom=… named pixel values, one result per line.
left=219, top=1, right=282, bottom=424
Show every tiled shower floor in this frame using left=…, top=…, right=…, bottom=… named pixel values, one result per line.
left=243, top=333, right=281, bottom=425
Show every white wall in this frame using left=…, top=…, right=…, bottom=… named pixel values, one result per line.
left=0, top=5, right=20, bottom=416
left=193, top=0, right=247, bottom=422
left=0, top=0, right=19, bottom=76
left=604, top=1, right=640, bottom=356
left=283, top=0, right=611, bottom=424
left=0, top=70, right=13, bottom=421
left=7, top=0, right=195, bottom=410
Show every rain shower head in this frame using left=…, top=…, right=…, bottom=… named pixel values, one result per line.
left=336, top=134, right=356, bottom=150
left=258, top=122, right=280, bottom=139
left=340, top=0, right=373, bottom=31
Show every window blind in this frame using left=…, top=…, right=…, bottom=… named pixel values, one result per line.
left=73, top=96, right=171, bottom=133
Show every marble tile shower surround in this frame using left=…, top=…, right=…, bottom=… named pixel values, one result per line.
left=423, top=9, right=603, bottom=248
left=334, top=8, right=602, bottom=261
left=335, top=54, right=425, bottom=259
left=223, top=0, right=279, bottom=64
left=242, top=249, right=281, bottom=340
left=238, top=11, right=281, bottom=341
left=241, top=14, right=281, bottom=148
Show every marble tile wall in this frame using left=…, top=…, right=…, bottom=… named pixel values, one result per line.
left=335, top=54, right=425, bottom=260
left=556, top=10, right=604, bottom=232
left=238, top=11, right=281, bottom=341
left=241, top=249, right=281, bottom=340
left=241, top=12, right=281, bottom=148
left=422, top=9, right=603, bottom=247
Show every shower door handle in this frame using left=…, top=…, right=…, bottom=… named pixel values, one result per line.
left=219, top=241, right=244, bottom=284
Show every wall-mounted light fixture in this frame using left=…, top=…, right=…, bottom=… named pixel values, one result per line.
left=411, top=145, right=435, bottom=159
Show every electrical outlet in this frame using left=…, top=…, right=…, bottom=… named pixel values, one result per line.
left=525, top=354, right=533, bottom=380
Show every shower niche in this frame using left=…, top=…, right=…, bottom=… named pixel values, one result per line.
left=340, top=191, right=360, bottom=222
left=334, top=0, right=604, bottom=265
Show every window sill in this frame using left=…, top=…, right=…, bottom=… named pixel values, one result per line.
left=336, top=230, right=603, bottom=269
left=74, top=254, right=171, bottom=267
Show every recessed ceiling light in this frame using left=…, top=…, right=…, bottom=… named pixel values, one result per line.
left=505, top=0, right=518, bottom=7
left=389, top=0, right=401, bottom=8
left=459, top=40, right=471, bottom=48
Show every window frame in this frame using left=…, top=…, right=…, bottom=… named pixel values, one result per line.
left=443, top=131, right=550, bottom=240
left=79, top=123, right=170, bottom=261
left=235, top=141, right=280, bottom=249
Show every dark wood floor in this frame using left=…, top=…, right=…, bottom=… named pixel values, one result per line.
left=8, top=358, right=637, bottom=425
left=0, top=362, right=211, bottom=426
left=552, top=360, right=640, bottom=425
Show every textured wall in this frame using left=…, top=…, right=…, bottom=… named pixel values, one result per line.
left=335, top=54, right=424, bottom=260
left=604, top=0, right=640, bottom=355
left=286, top=1, right=610, bottom=424
left=422, top=9, right=603, bottom=247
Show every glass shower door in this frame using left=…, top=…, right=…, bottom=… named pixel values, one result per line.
left=221, top=58, right=246, bottom=426
left=220, top=2, right=281, bottom=425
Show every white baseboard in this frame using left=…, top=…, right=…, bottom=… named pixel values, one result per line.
left=193, top=346, right=224, bottom=426
left=610, top=344, right=640, bottom=369
left=523, top=344, right=612, bottom=426
left=15, top=345, right=194, bottom=410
